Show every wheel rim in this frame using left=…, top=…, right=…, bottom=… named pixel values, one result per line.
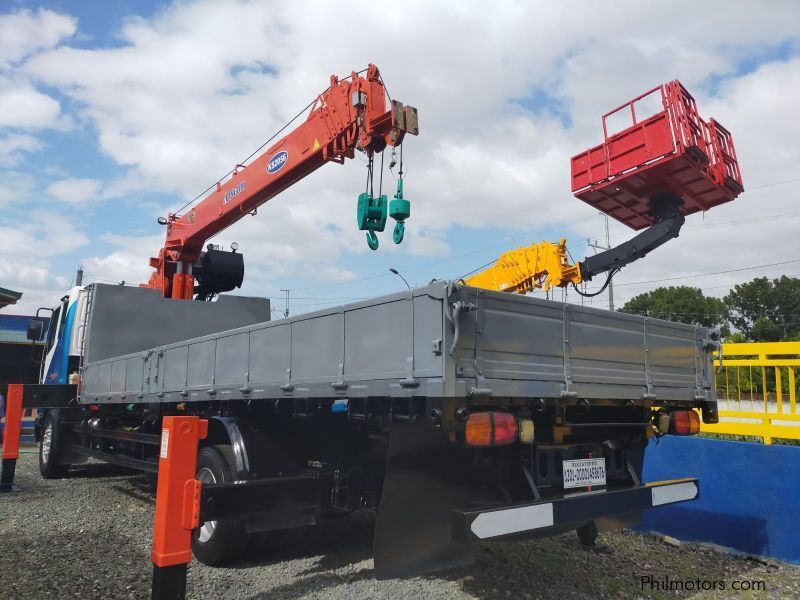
left=196, top=467, right=218, bottom=543
left=41, top=422, right=53, bottom=463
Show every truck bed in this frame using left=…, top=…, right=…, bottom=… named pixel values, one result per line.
left=80, top=282, right=716, bottom=405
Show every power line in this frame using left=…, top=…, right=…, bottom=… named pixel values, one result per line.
left=165, top=166, right=800, bottom=299
left=689, top=211, right=800, bottom=229
left=170, top=68, right=369, bottom=217
left=170, top=97, right=318, bottom=217
left=263, top=295, right=368, bottom=301
left=455, top=174, right=800, bottom=288
left=574, top=175, right=800, bottom=241
left=588, top=210, right=800, bottom=244
left=292, top=213, right=599, bottom=291
left=748, top=177, right=800, bottom=190
left=611, top=259, right=800, bottom=288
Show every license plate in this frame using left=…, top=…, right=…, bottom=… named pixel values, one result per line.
left=562, top=458, right=606, bottom=489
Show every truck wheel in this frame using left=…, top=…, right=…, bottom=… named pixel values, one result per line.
left=577, top=520, right=598, bottom=547
left=191, top=445, right=247, bottom=565
left=39, top=411, right=67, bottom=479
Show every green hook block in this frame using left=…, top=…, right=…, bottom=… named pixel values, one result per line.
left=388, top=178, right=410, bottom=245
left=356, top=192, right=387, bottom=232
left=389, top=198, right=411, bottom=222
left=366, top=230, right=379, bottom=250
left=393, top=221, right=405, bottom=244
left=356, top=192, right=387, bottom=251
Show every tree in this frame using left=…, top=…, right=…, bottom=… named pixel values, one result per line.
left=619, top=286, right=728, bottom=330
left=724, top=276, right=800, bottom=341
left=750, top=317, right=783, bottom=342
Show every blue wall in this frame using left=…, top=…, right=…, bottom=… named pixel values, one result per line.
left=0, top=314, right=49, bottom=344
left=641, top=436, right=800, bottom=564
left=0, top=418, right=36, bottom=443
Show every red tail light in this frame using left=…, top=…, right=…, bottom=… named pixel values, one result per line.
left=493, top=412, right=518, bottom=444
left=669, top=410, right=700, bottom=435
left=465, top=411, right=517, bottom=446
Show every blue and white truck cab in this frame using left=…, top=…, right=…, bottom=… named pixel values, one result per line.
left=32, top=285, right=88, bottom=386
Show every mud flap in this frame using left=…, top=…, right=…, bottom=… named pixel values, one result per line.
left=373, top=418, right=475, bottom=579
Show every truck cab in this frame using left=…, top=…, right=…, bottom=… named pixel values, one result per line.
left=28, top=285, right=88, bottom=386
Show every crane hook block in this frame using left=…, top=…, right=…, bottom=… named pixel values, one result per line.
left=389, top=179, right=410, bottom=245
left=366, top=230, right=380, bottom=250
left=392, top=220, right=405, bottom=244
left=356, top=192, right=387, bottom=251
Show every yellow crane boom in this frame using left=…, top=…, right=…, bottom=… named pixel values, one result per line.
left=464, top=239, right=582, bottom=294
left=463, top=194, right=688, bottom=297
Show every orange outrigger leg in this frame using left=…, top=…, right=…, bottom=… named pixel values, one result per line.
left=150, top=415, right=207, bottom=600
left=0, top=383, right=23, bottom=492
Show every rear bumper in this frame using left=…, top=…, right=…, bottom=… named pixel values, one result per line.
left=454, top=478, right=698, bottom=541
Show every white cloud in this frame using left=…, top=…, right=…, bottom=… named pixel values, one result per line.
left=0, top=260, right=69, bottom=314
left=9, top=0, right=800, bottom=307
left=0, top=8, right=76, bottom=67
left=46, top=177, right=103, bottom=204
left=0, top=211, right=89, bottom=314
left=0, top=75, right=62, bottom=128
left=701, top=59, right=800, bottom=188
left=207, top=200, right=358, bottom=287
left=408, top=229, right=450, bottom=258
left=0, top=133, right=42, bottom=165
left=0, top=9, right=74, bottom=131
left=0, top=210, right=89, bottom=259
left=80, top=232, right=164, bottom=287
left=0, top=170, right=37, bottom=205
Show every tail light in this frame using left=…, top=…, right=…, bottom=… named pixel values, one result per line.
left=465, top=411, right=517, bottom=446
left=669, top=410, right=700, bottom=435
left=518, top=419, right=535, bottom=444
left=654, top=411, right=670, bottom=435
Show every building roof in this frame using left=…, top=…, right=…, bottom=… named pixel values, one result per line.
left=0, top=286, right=22, bottom=310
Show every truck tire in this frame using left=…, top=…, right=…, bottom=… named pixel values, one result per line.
left=39, top=410, right=67, bottom=479
left=191, top=444, right=247, bottom=565
left=577, top=520, right=598, bottom=547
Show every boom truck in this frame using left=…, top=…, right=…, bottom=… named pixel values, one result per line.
left=19, top=74, right=742, bottom=579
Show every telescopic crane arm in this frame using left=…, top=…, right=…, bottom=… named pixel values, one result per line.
left=143, top=64, right=418, bottom=300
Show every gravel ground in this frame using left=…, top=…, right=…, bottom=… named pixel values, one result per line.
left=1, top=451, right=798, bottom=599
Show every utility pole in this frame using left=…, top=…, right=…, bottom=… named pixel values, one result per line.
left=587, top=214, right=615, bottom=311
left=280, top=289, right=290, bottom=318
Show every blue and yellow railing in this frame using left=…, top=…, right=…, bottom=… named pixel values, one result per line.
left=705, top=342, right=800, bottom=444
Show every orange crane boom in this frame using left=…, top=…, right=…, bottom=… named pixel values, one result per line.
left=143, top=64, right=418, bottom=300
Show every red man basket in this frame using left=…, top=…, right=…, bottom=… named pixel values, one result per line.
left=571, top=81, right=743, bottom=230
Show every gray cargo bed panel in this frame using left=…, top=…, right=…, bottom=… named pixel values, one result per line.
left=83, top=284, right=270, bottom=363
left=80, top=282, right=715, bottom=404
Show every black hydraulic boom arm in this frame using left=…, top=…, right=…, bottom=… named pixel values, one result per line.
left=463, top=193, right=687, bottom=296
left=579, top=193, right=686, bottom=281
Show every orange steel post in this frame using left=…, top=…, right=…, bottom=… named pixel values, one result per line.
left=0, top=383, right=23, bottom=492
left=151, top=415, right=207, bottom=600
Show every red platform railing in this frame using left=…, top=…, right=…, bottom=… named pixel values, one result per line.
left=707, top=118, right=743, bottom=191
left=571, top=80, right=743, bottom=230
